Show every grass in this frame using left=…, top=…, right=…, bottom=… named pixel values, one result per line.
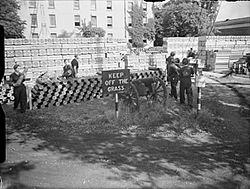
left=3, top=91, right=236, bottom=140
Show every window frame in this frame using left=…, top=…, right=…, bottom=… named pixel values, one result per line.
left=29, top=0, right=36, bottom=8
left=107, top=0, right=112, bottom=11
left=107, top=33, right=113, bottom=38
left=107, top=16, right=113, bottom=28
left=143, top=17, right=147, bottom=27
left=50, top=33, right=57, bottom=38
left=30, top=14, right=38, bottom=28
left=91, top=16, right=97, bottom=27
left=128, top=15, right=132, bottom=27
left=128, top=2, right=133, bottom=11
left=74, top=0, right=80, bottom=10
left=32, top=33, right=39, bottom=38
left=48, top=0, right=55, bottom=9
left=142, top=2, right=147, bottom=11
left=91, top=0, right=96, bottom=11
left=74, top=15, right=81, bottom=27
left=49, top=14, right=56, bottom=28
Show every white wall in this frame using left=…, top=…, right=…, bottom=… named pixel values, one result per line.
left=18, top=0, right=153, bottom=40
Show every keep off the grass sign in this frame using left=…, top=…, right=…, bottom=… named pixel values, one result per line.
left=102, top=69, right=130, bottom=95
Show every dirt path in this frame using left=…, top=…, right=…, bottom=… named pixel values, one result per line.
left=0, top=73, right=250, bottom=189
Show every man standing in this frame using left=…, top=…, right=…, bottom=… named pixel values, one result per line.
left=71, top=55, right=79, bottom=78
left=187, top=48, right=195, bottom=58
left=10, top=64, right=27, bottom=113
left=179, top=58, right=194, bottom=109
left=166, top=51, right=176, bottom=81
left=168, top=57, right=179, bottom=101
left=62, top=59, right=73, bottom=79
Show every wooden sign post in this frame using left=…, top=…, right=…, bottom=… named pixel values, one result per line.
left=195, top=70, right=206, bottom=114
left=102, top=69, right=130, bottom=118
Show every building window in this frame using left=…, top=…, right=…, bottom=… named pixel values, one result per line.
left=142, top=2, right=147, bottom=11
left=48, top=0, right=55, bottom=8
left=51, top=33, right=57, bottom=38
left=107, top=33, right=113, bottom=38
left=107, top=16, right=112, bottom=28
left=91, top=0, right=96, bottom=11
left=29, top=0, right=36, bottom=8
left=128, top=15, right=132, bottom=27
left=32, top=33, right=39, bottom=38
left=128, top=2, right=133, bottom=11
left=74, top=15, right=81, bottom=27
left=49, top=14, right=56, bottom=27
left=31, top=14, right=37, bottom=27
left=143, top=17, right=147, bottom=26
left=74, top=0, right=80, bottom=9
left=107, top=0, right=112, bottom=11
left=91, top=16, right=97, bottom=27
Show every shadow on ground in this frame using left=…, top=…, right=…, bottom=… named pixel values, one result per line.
left=3, top=89, right=250, bottom=188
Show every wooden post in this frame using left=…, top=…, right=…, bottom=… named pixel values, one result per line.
left=115, top=93, right=119, bottom=118
left=197, top=87, right=201, bottom=114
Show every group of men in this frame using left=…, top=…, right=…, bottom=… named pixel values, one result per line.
left=10, top=55, right=79, bottom=113
left=166, top=51, right=195, bottom=109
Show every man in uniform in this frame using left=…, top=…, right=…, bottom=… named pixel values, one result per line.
left=168, top=57, right=179, bottom=100
left=179, top=58, right=194, bottom=109
left=71, top=55, right=79, bottom=78
left=10, top=64, right=27, bottom=113
left=166, top=51, right=176, bottom=82
left=62, top=59, right=73, bottom=79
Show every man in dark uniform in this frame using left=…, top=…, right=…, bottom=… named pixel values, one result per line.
left=168, top=57, right=179, bottom=100
left=10, top=64, right=27, bottom=113
left=62, top=59, right=73, bottom=79
left=179, top=58, right=194, bottom=109
left=166, top=51, right=176, bottom=82
left=71, top=55, right=79, bottom=78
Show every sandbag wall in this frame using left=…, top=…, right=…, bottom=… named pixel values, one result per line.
left=0, top=83, right=14, bottom=104
left=164, top=35, right=250, bottom=72
left=126, top=53, right=167, bottom=71
left=4, top=37, right=127, bottom=81
left=13, top=69, right=165, bottom=110
left=163, top=37, right=199, bottom=60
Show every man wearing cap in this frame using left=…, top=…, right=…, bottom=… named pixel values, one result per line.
left=166, top=51, right=176, bottom=82
left=71, top=55, right=79, bottom=78
left=167, top=57, right=179, bottom=101
left=10, top=64, right=27, bottom=113
left=179, top=58, right=194, bottom=109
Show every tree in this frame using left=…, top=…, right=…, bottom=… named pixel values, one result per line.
left=144, top=18, right=156, bottom=42
left=127, top=1, right=145, bottom=48
left=0, top=0, right=26, bottom=38
left=153, top=6, right=164, bottom=46
left=157, top=0, right=219, bottom=37
left=79, top=21, right=105, bottom=38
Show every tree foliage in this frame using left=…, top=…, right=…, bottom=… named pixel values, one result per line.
left=153, top=6, right=164, bottom=46
left=127, top=1, right=145, bottom=48
left=156, top=0, right=219, bottom=38
left=127, top=1, right=156, bottom=48
left=144, top=18, right=156, bottom=42
left=79, top=21, right=105, bottom=38
left=0, top=0, right=26, bottom=38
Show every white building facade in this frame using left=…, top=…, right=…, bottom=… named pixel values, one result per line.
left=18, top=0, right=155, bottom=40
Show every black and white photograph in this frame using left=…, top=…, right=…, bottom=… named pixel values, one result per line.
left=0, top=0, right=250, bottom=188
